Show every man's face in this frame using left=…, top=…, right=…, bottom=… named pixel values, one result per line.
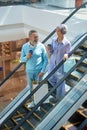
left=29, top=32, right=39, bottom=44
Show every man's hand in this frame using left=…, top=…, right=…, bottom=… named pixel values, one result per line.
left=63, top=54, right=69, bottom=60
left=38, top=72, right=44, bottom=78
left=26, top=53, right=32, bottom=59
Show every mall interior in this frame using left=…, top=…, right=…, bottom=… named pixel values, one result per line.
left=0, top=0, right=87, bottom=130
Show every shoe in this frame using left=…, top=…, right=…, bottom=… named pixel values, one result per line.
left=49, top=97, right=59, bottom=104
left=27, top=101, right=35, bottom=108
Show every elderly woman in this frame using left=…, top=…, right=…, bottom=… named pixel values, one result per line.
left=47, top=24, right=71, bottom=103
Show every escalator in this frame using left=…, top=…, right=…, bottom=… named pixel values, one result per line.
left=0, top=31, right=87, bottom=130
left=0, top=2, right=87, bottom=130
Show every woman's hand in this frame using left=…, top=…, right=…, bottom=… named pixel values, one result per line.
left=63, top=54, right=69, bottom=60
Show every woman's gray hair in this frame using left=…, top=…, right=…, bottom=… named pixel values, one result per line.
left=57, top=24, right=68, bottom=34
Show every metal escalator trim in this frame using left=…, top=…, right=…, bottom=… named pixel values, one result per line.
left=12, top=52, right=87, bottom=130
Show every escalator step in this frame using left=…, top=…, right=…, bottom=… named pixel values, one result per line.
left=12, top=114, right=36, bottom=129
left=60, top=110, right=86, bottom=130
left=76, top=57, right=87, bottom=66
left=40, top=103, right=53, bottom=113
left=34, top=108, right=47, bottom=119
left=74, top=55, right=87, bottom=65
left=77, top=109, right=87, bottom=118
left=61, top=123, right=80, bottom=130
left=18, top=106, right=29, bottom=113
left=77, top=65, right=87, bottom=73
left=27, top=115, right=40, bottom=127
left=68, top=111, right=86, bottom=123
left=71, top=70, right=83, bottom=80
left=1, top=120, right=15, bottom=130
left=74, top=48, right=86, bottom=56
left=24, top=106, right=42, bottom=121
left=21, top=121, right=34, bottom=130
left=82, top=100, right=87, bottom=108
left=66, top=78, right=78, bottom=87
left=80, top=40, right=87, bottom=50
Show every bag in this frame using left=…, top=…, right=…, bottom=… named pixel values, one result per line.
left=33, top=81, right=48, bottom=104
left=64, top=57, right=76, bottom=73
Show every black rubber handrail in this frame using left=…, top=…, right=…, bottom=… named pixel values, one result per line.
left=0, top=63, right=24, bottom=86
left=12, top=39, right=87, bottom=130
left=0, top=2, right=87, bottom=87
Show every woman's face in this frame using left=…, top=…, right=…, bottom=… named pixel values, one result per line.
left=56, top=27, right=62, bottom=36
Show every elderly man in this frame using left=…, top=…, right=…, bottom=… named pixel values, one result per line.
left=20, top=30, right=48, bottom=108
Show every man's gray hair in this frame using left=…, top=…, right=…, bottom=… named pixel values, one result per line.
left=29, top=30, right=37, bottom=36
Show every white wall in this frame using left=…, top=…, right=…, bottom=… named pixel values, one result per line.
left=0, top=5, right=67, bottom=42
left=0, top=6, right=23, bottom=25
left=22, top=6, right=67, bottom=34
left=43, top=0, right=75, bottom=8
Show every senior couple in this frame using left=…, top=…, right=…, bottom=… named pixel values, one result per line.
left=20, top=24, right=71, bottom=108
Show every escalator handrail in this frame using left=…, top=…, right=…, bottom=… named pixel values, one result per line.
left=0, top=2, right=87, bottom=87
left=12, top=40, right=87, bottom=130
left=0, top=63, right=23, bottom=86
